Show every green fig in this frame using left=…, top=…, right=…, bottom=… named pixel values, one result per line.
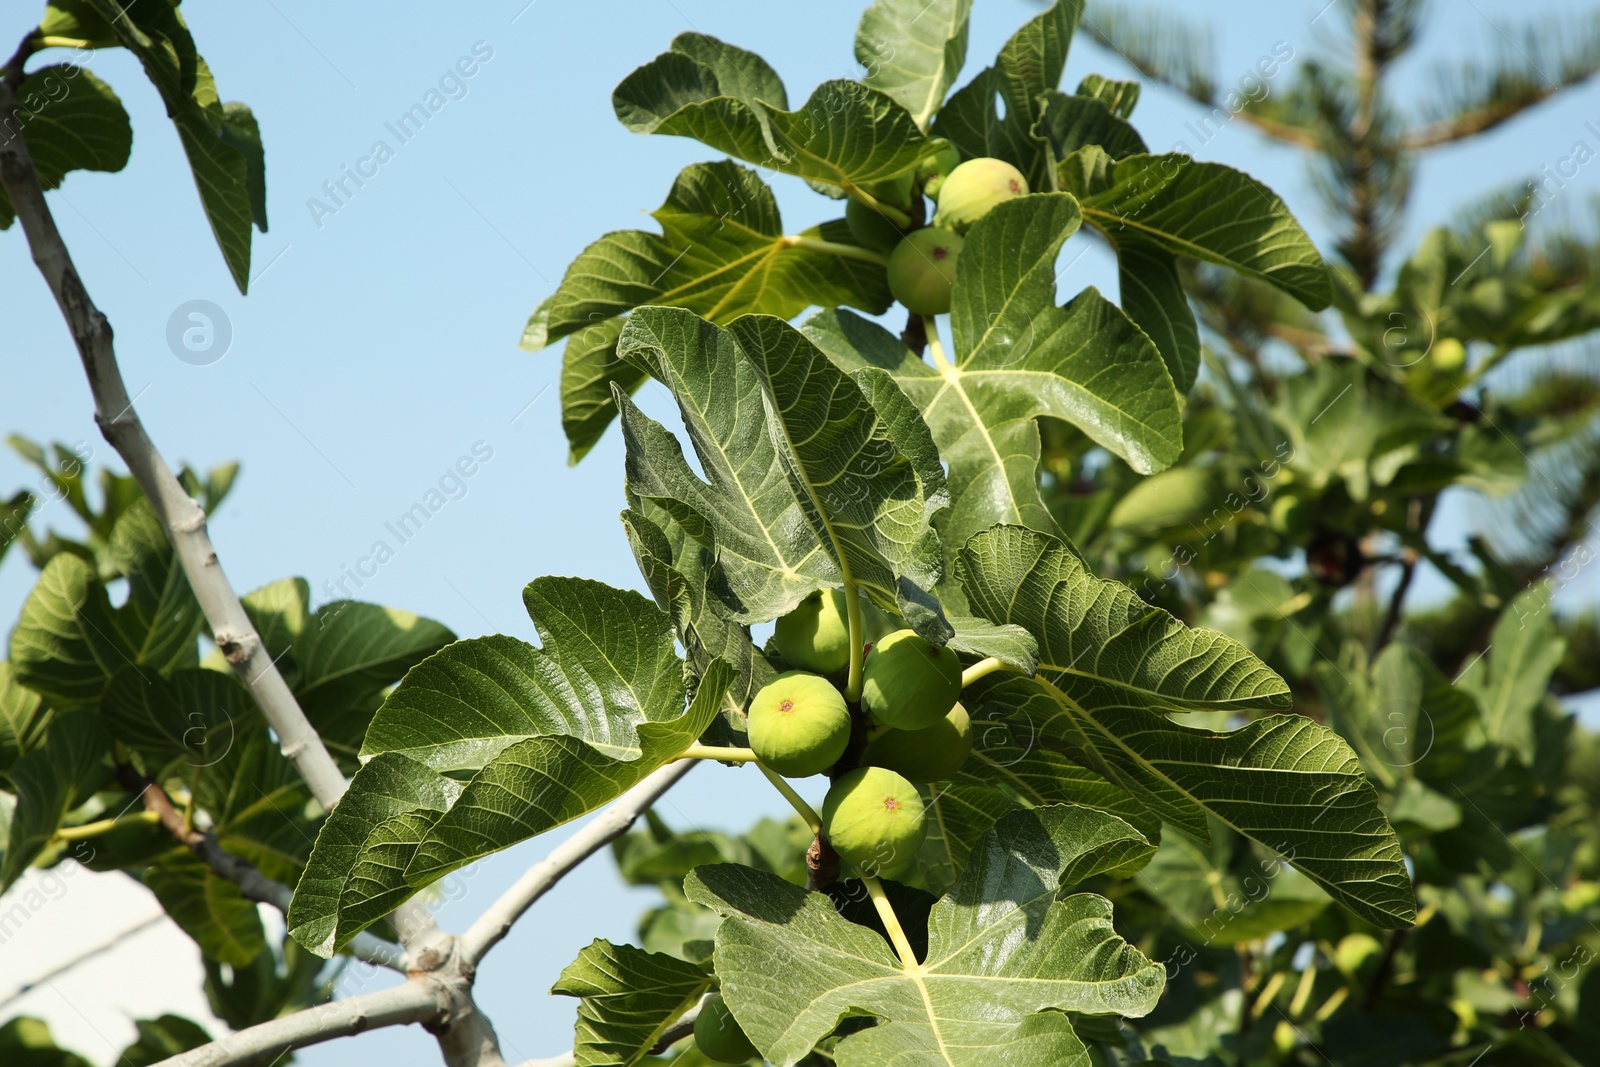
left=918, top=140, right=961, bottom=199
left=861, top=629, right=962, bottom=731
left=774, top=587, right=853, bottom=674
left=694, top=992, right=758, bottom=1063
left=822, top=766, right=926, bottom=875
left=862, top=702, right=972, bottom=783
left=887, top=228, right=962, bottom=315
left=932, top=157, right=1028, bottom=233
left=845, top=198, right=907, bottom=254
left=747, top=671, right=851, bottom=778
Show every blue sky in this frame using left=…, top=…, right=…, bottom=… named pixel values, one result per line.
left=2, top=0, right=1597, bottom=1063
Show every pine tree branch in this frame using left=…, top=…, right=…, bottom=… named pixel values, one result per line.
left=1405, top=86, right=1561, bottom=148
left=458, top=759, right=696, bottom=966
left=0, top=44, right=442, bottom=956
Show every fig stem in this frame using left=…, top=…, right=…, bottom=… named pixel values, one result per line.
left=923, top=315, right=954, bottom=372
left=756, top=761, right=822, bottom=834
left=784, top=234, right=889, bottom=266
left=844, top=582, right=866, bottom=704
left=863, top=875, right=919, bottom=971
left=843, top=185, right=912, bottom=228
left=51, top=809, right=161, bottom=842
left=960, top=656, right=1020, bottom=688
left=676, top=743, right=758, bottom=763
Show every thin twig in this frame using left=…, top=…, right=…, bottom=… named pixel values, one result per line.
left=115, top=766, right=405, bottom=972
left=457, top=760, right=696, bottom=966
left=155, top=979, right=447, bottom=1067
left=0, top=911, right=163, bottom=1009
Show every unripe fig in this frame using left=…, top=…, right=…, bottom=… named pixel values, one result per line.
left=918, top=140, right=961, bottom=199
left=747, top=671, right=851, bottom=778
left=862, top=702, right=972, bottom=783
left=861, top=629, right=962, bottom=731
left=694, top=992, right=758, bottom=1063
left=845, top=198, right=906, bottom=255
left=774, top=587, right=852, bottom=675
left=932, top=158, right=1028, bottom=233
left=1432, top=337, right=1465, bottom=372
left=862, top=173, right=914, bottom=210
left=821, top=766, right=926, bottom=874
left=887, top=228, right=963, bottom=315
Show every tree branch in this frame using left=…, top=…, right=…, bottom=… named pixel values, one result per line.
left=156, top=979, right=447, bottom=1067
left=116, top=766, right=406, bottom=972
left=0, top=66, right=347, bottom=811
left=458, top=760, right=695, bottom=966
left=0, top=51, right=442, bottom=955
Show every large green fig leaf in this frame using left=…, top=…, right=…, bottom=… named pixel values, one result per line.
left=0, top=1016, right=93, bottom=1067
left=523, top=161, right=892, bottom=462
left=1137, top=820, right=1330, bottom=947
left=1, top=710, right=108, bottom=891
left=0, top=65, right=131, bottom=228
left=100, top=666, right=255, bottom=766
left=855, top=0, right=973, bottom=128
left=622, top=498, right=775, bottom=727
left=143, top=852, right=266, bottom=967
left=239, top=578, right=454, bottom=758
left=956, top=525, right=1417, bottom=929
left=288, top=578, right=733, bottom=956
left=1058, top=147, right=1332, bottom=391
left=617, top=307, right=949, bottom=639
left=1457, top=582, right=1564, bottom=766
left=918, top=700, right=1160, bottom=892
left=0, top=661, right=51, bottom=775
left=614, top=35, right=930, bottom=192
left=686, top=805, right=1164, bottom=1066
left=805, top=194, right=1181, bottom=555
left=551, top=939, right=713, bottom=1067
left=9, top=500, right=201, bottom=708
left=933, top=0, right=1084, bottom=191
left=82, top=0, right=266, bottom=292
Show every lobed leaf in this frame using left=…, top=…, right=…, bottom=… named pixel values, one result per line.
left=956, top=525, right=1417, bottom=929
left=687, top=805, right=1164, bottom=1066
left=551, top=939, right=713, bottom=1067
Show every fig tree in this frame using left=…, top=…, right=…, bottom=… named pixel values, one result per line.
left=821, top=765, right=926, bottom=874
left=887, top=228, right=963, bottom=315
left=932, top=157, right=1028, bottom=233
left=861, top=628, right=962, bottom=731
left=774, top=587, right=852, bottom=674
left=747, top=671, right=851, bottom=778
left=862, top=702, right=972, bottom=783
left=694, top=992, right=758, bottom=1063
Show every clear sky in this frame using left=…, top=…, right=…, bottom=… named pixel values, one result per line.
left=2, top=1, right=1597, bottom=1063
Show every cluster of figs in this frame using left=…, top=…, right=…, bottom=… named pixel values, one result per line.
left=752, top=589, right=970, bottom=880
left=693, top=589, right=972, bottom=1061
left=846, top=142, right=1030, bottom=314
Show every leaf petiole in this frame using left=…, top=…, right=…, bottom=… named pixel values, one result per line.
left=922, top=315, right=954, bottom=373
left=756, top=761, right=822, bottom=834
left=960, top=656, right=1019, bottom=688
left=784, top=235, right=888, bottom=266
left=863, top=874, right=919, bottom=971
left=676, top=743, right=758, bottom=763
left=843, top=186, right=912, bottom=229
left=844, top=582, right=865, bottom=704
left=51, top=809, right=160, bottom=843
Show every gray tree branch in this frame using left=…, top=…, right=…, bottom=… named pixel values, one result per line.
left=157, top=979, right=448, bottom=1067
left=459, top=759, right=696, bottom=966
left=0, top=47, right=442, bottom=958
